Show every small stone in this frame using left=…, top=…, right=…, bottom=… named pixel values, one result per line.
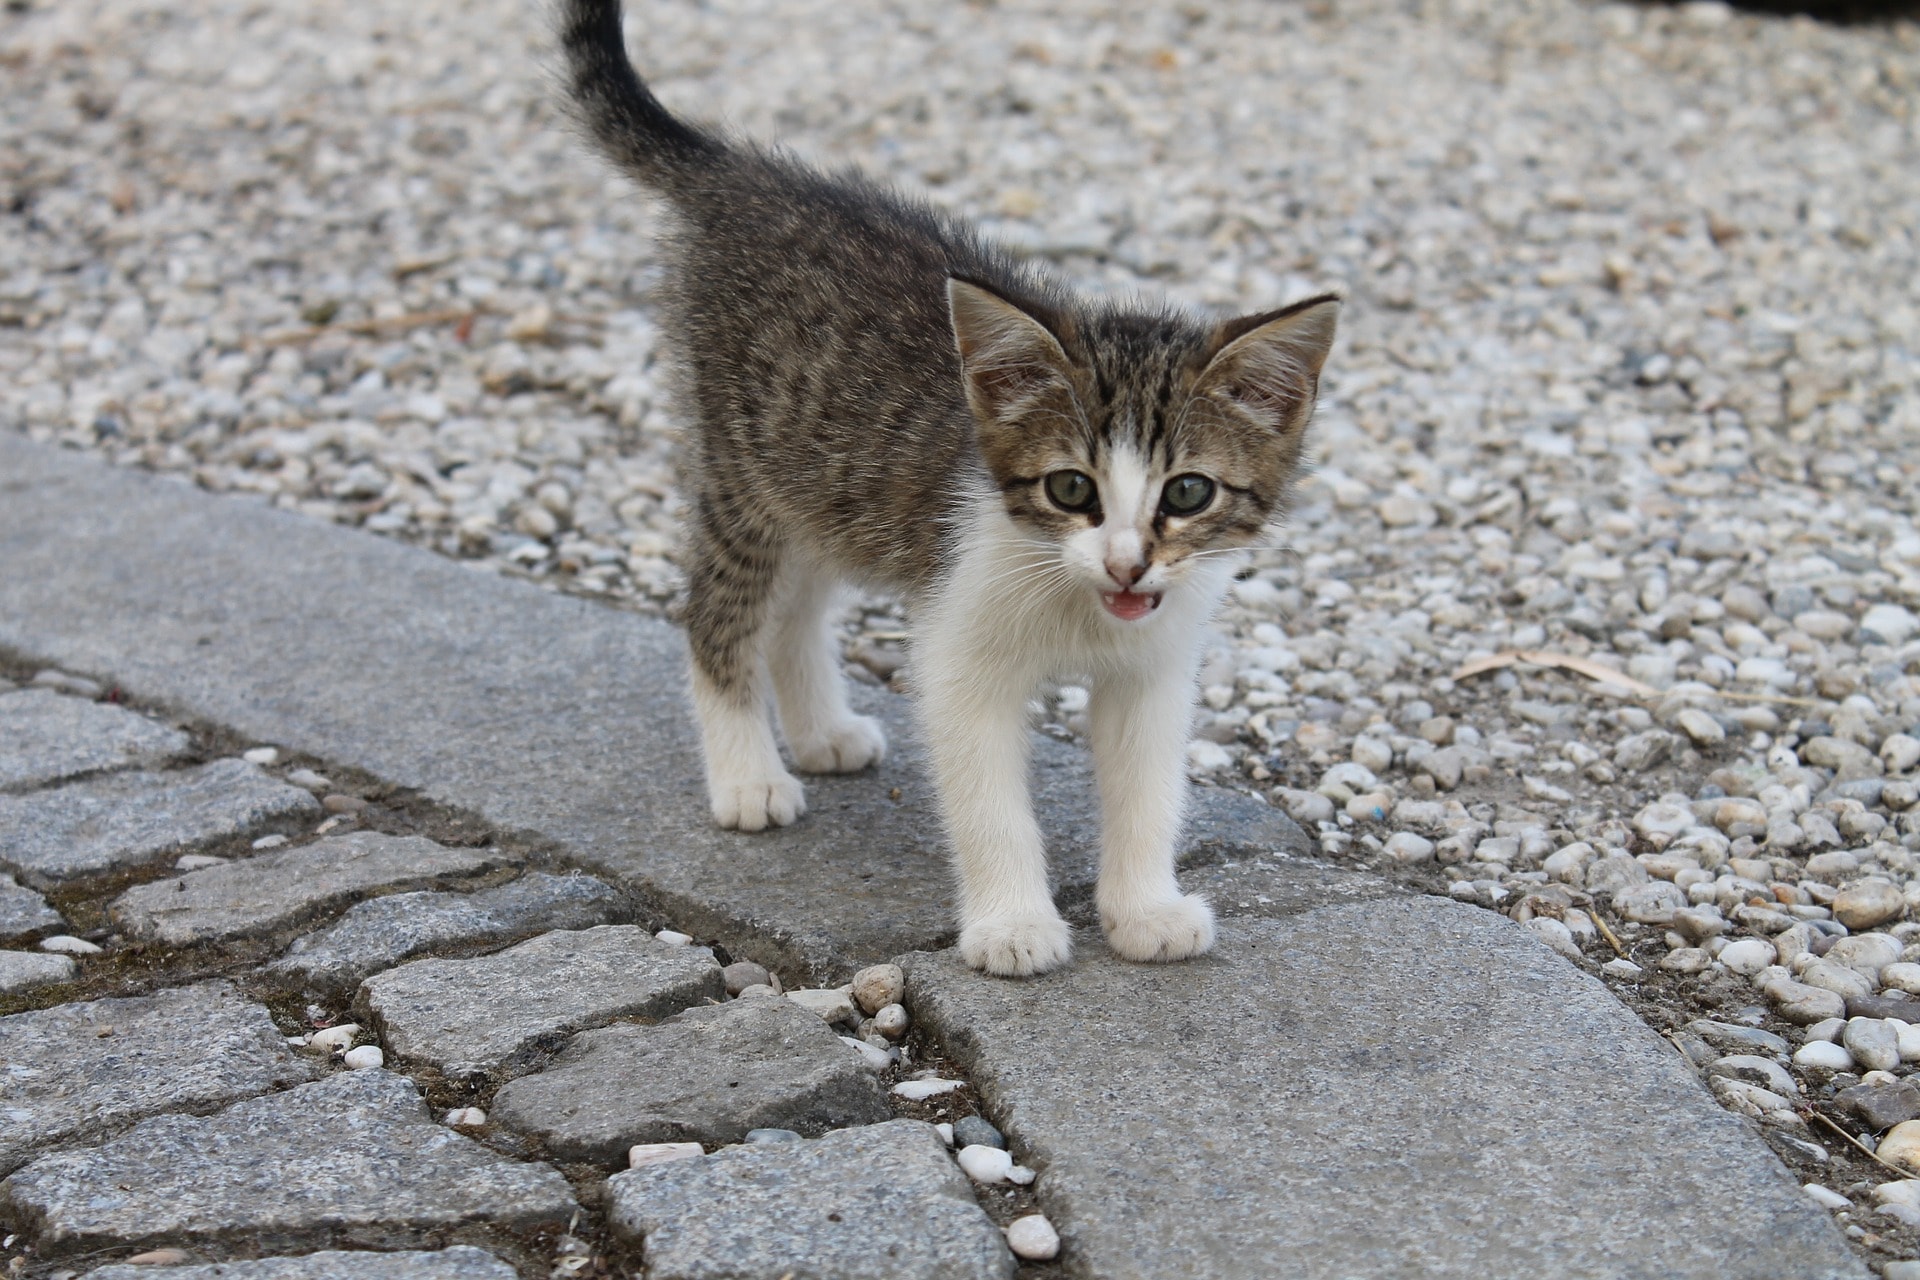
left=122, top=1249, right=193, bottom=1266
left=1673, top=708, right=1725, bottom=747
left=1843, top=1018, right=1902, bottom=1073
left=1825, top=933, right=1902, bottom=977
left=322, top=793, right=368, bottom=815
left=787, top=987, right=857, bottom=1025
left=286, top=768, right=331, bottom=792
left=1801, top=1184, right=1850, bottom=1212
left=242, top=747, right=279, bottom=766
left=934, top=1123, right=954, bottom=1145
left=0, top=949, right=76, bottom=995
left=653, top=929, right=693, bottom=947
left=851, top=963, right=905, bottom=1015
left=1834, top=880, right=1906, bottom=930
left=746, top=1128, right=804, bottom=1144
left=872, top=1003, right=909, bottom=1039
left=1005, top=1213, right=1060, bottom=1261
left=251, top=835, right=288, bottom=850
left=1661, top=947, right=1711, bottom=974
left=1706, top=1055, right=1797, bottom=1097
left=956, top=1144, right=1016, bottom=1185
left=39, top=934, right=101, bottom=956
left=176, top=854, right=228, bottom=870
left=892, top=1078, right=966, bottom=1101
left=445, top=1107, right=488, bottom=1128
left=1527, top=917, right=1581, bottom=960
left=1684, top=1020, right=1789, bottom=1056
left=1793, top=1040, right=1855, bottom=1071
left=1764, top=978, right=1847, bottom=1025
left=1633, top=802, right=1693, bottom=848
left=840, top=1035, right=894, bottom=1071
left=951, top=1116, right=1005, bottom=1150
left=1861, top=604, right=1919, bottom=647
left=1382, top=832, right=1434, bottom=864
left=1837, top=1080, right=1920, bottom=1130
left=343, top=1045, right=385, bottom=1070
left=1351, top=736, right=1394, bottom=774
left=723, top=961, right=772, bottom=995
left=629, top=1142, right=705, bottom=1169
left=1879, top=1121, right=1920, bottom=1174
left=1601, top=958, right=1643, bottom=979
left=1614, top=881, right=1685, bottom=924
left=309, top=1024, right=361, bottom=1054
left=1718, top=938, right=1777, bottom=975
left=1884, top=735, right=1920, bottom=775
left=1884, top=962, right=1920, bottom=996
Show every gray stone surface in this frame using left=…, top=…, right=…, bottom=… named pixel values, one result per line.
left=901, top=901, right=1869, bottom=1280
left=82, top=1247, right=520, bottom=1280
left=606, top=1119, right=1012, bottom=1280
left=1174, top=849, right=1397, bottom=922
left=492, top=997, right=891, bottom=1163
left=359, top=924, right=724, bottom=1079
left=109, top=831, right=507, bottom=946
left=0, top=438, right=1310, bottom=976
left=0, top=949, right=74, bottom=996
left=0, top=1069, right=576, bottom=1258
left=0, top=757, right=320, bottom=890
left=271, top=870, right=628, bottom=991
left=0, top=688, right=188, bottom=793
left=0, top=981, right=312, bottom=1176
left=0, top=873, right=64, bottom=940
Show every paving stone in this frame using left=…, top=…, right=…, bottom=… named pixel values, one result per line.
left=358, top=925, right=724, bottom=1080
left=0, top=758, right=320, bottom=890
left=82, top=1247, right=519, bottom=1280
left=0, top=1069, right=576, bottom=1258
left=0, top=980, right=312, bottom=1177
left=0, top=949, right=74, bottom=997
left=0, top=438, right=1311, bottom=977
left=901, top=900, right=1868, bottom=1280
left=605, top=1119, right=1012, bottom=1280
left=109, top=831, right=507, bottom=947
left=270, top=870, right=628, bottom=991
left=0, top=689, right=189, bottom=793
left=0, top=873, right=64, bottom=941
left=491, top=997, right=890, bottom=1163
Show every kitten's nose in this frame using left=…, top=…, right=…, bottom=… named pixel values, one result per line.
left=1105, top=556, right=1147, bottom=588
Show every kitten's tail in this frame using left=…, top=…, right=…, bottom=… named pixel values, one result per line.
left=554, top=0, right=726, bottom=191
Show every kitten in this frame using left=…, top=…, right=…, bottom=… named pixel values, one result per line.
left=556, top=0, right=1338, bottom=976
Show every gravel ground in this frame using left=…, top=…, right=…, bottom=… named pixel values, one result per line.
left=6, top=0, right=1920, bottom=1258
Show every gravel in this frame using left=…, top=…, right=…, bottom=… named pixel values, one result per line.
left=3, top=0, right=1920, bottom=1266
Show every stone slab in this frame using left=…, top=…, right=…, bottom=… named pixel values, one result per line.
left=901, top=901, right=1868, bottom=1280
left=271, top=870, right=628, bottom=991
left=0, top=980, right=313, bottom=1176
left=606, top=1119, right=1012, bottom=1280
left=0, top=873, right=64, bottom=940
left=0, top=757, right=321, bottom=890
left=110, top=831, right=507, bottom=946
left=0, top=1068, right=577, bottom=1258
left=0, top=688, right=188, bottom=793
left=492, top=996, right=891, bottom=1163
left=0, top=437, right=1311, bottom=978
left=0, top=949, right=74, bottom=996
left=358, top=924, right=724, bottom=1079
left=82, top=1247, right=519, bottom=1280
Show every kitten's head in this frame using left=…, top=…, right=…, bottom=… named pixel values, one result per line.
left=947, top=277, right=1338, bottom=622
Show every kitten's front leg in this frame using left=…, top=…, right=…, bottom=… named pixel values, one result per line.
left=917, top=650, right=1071, bottom=977
left=1089, top=667, right=1216, bottom=964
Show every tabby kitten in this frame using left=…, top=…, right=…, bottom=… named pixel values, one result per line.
left=557, top=0, right=1338, bottom=976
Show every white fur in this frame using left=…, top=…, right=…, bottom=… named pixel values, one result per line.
left=915, top=467, right=1236, bottom=977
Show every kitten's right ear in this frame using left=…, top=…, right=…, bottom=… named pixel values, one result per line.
left=1198, top=293, right=1341, bottom=437
left=947, top=278, right=1073, bottom=427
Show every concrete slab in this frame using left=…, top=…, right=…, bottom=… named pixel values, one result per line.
left=900, top=901, right=1869, bottom=1280
left=82, top=1248, right=519, bottom=1280
left=0, top=688, right=188, bottom=793
left=0, top=873, right=64, bottom=941
left=0, top=435, right=1309, bottom=978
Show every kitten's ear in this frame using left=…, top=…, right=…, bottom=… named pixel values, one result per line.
left=1197, top=293, right=1341, bottom=436
left=947, top=277, right=1073, bottom=427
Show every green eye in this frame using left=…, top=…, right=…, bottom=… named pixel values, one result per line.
left=1044, top=470, right=1097, bottom=513
left=1162, top=474, right=1215, bottom=516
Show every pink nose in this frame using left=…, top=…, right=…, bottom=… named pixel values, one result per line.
left=1105, top=558, right=1146, bottom=588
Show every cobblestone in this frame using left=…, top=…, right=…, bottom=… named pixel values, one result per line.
left=0, top=873, right=64, bottom=941
left=0, top=949, right=74, bottom=997
left=0, top=688, right=188, bottom=793
left=82, top=1247, right=520, bottom=1280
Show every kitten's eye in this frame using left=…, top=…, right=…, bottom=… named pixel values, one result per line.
left=1162, top=474, right=1215, bottom=516
left=1043, top=470, right=1097, bottom=513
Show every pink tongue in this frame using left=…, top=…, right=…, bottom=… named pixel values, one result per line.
left=1103, top=590, right=1158, bottom=621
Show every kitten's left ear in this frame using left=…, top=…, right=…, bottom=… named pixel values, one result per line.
left=1197, top=293, right=1340, bottom=435
left=947, top=277, right=1074, bottom=429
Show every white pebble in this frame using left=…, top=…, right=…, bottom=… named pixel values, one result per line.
left=1008, top=1163, right=1037, bottom=1185
left=1794, top=1040, right=1855, bottom=1071
left=1383, top=832, right=1435, bottom=864
left=250, top=834, right=288, bottom=850
left=242, top=746, right=279, bottom=766
left=1005, top=1214, right=1060, bottom=1261
left=851, top=962, right=905, bottom=1014
left=1718, top=937, right=1777, bottom=976
left=653, top=929, right=693, bottom=947
left=1601, top=959, right=1643, bottom=979
left=629, top=1141, right=704, bottom=1169
left=1844, top=1018, right=1902, bottom=1073
left=872, top=1003, right=909, bottom=1040
left=342, top=1045, right=384, bottom=1070
left=39, top=935, right=101, bottom=956
left=1802, top=1184, right=1851, bottom=1211
left=838, top=1035, right=893, bottom=1071
left=934, top=1122, right=954, bottom=1146
left=957, top=1144, right=1015, bottom=1185
left=893, top=1077, right=966, bottom=1101
left=176, top=854, right=229, bottom=871
left=286, top=768, right=330, bottom=792
left=444, top=1107, right=487, bottom=1127
left=308, top=1024, right=361, bottom=1053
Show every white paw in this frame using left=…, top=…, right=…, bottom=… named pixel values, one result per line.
left=1103, top=894, right=1216, bottom=964
left=958, top=913, right=1073, bottom=977
left=709, top=768, right=807, bottom=832
left=789, top=714, right=887, bottom=774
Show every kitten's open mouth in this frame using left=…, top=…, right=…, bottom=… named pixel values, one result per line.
left=1100, top=589, right=1162, bottom=621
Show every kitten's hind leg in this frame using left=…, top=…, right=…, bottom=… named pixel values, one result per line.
left=1089, top=668, right=1216, bottom=964
left=768, top=563, right=886, bottom=774
left=683, top=512, right=806, bottom=831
